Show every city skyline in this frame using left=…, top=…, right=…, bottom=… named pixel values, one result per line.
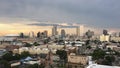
left=0, top=22, right=119, bottom=36
left=0, top=0, right=120, bottom=35
left=1, top=1, right=120, bottom=67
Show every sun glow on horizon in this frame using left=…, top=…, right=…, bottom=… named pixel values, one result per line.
left=0, top=19, right=119, bottom=36
left=0, top=23, right=53, bottom=36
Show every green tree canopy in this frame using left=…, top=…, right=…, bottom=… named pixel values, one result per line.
left=33, top=42, right=39, bottom=46
left=92, top=49, right=106, bottom=60
left=86, top=45, right=92, bottom=49
left=20, top=51, right=31, bottom=58
left=2, top=52, right=21, bottom=61
left=26, top=64, right=45, bottom=68
left=2, top=52, right=13, bottom=61
left=13, top=53, right=21, bottom=60
left=24, top=43, right=32, bottom=47
left=0, top=60, right=11, bottom=68
left=105, top=56, right=115, bottom=63
left=56, top=50, right=67, bottom=60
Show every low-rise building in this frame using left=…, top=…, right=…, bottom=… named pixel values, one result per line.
left=100, top=35, right=110, bottom=42
left=67, top=54, right=88, bottom=68
left=15, top=45, right=64, bottom=54
left=111, top=37, right=120, bottom=42
left=106, top=45, right=118, bottom=50
left=113, top=47, right=120, bottom=52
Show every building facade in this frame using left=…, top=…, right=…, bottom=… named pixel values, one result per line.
left=52, top=25, right=57, bottom=36
left=61, top=29, right=66, bottom=38
left=100, top=35, right=110, bottom=42
left=67, top=54, right=88, bottom=68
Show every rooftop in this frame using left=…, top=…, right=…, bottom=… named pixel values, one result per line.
left=87, top=64, right=120, bottom=68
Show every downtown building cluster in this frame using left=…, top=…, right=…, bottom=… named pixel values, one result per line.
left=0, top=25, right=120, bottom=68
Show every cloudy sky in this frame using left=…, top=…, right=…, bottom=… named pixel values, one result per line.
left=0, top=0, right=120, bottom=35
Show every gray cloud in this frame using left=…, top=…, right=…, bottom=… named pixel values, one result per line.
left=28, top=23, right=59, bottom=26
left=28, top=23, right=78, bottom=28
left=0, top=0, right=120, bottom=28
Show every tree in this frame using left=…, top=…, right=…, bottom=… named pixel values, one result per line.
left=24, top=43, right=32, bottom=47
left=101, top=60, right=111, bottom=65
left=115, top=51, right=120, bottom=56
left=13, top=53, right=21, bottom=60
left=27, top=64, right=39, bottom=68
left=33, top=42, right=39, bottom=46
left=86, top=45, right=92, bottom=49
left=71, top=42, right=75, bottom=46
left=2, top=52, right=13, bottom=61
left=56, top=50, right=67, bottom=60
left=56, top=50, right=67, bottom=67
left=39, top=63, right=45, bottom=68
left=100, top=56, right=115, bottom=66
left=26, top=64, right=45, bottom=68
left=0, top=60, right=11, bottom=68
left=20, top=51, right=31, bottom=58
left=85, top=40, right=90, bottom=45
left=56, top=50, right=67, bottom=66
left=105, top=56, right=115, bottom=64
left=92, top=49, right=106, bottom=60
left=85, top=30, right=94, bottom=39
left=2, top=52, right=21, bottom=61
left=94, top=40, right=101, bottom=45
left=43, top=39, right=49, bottom=44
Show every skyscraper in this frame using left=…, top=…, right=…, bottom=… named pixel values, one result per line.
left=44, top=30, right=48, bottom=38
left=20, top=32, right=24, bottom=38
left=76, top=26, right=80, bottom=36
left=80, top=25, right=84, bottom=36
left=29, top=31, right=34, bottom=38
left=37, top=32, right=40, bottom=38
left=61, top=29, right=66, bottom=38
left=52, top=25, right=57, bottom=36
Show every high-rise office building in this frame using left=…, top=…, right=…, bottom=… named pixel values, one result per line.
left=29, top=31, right=34, bottom=38
left=20, top=32, right=24, bottom=38
left=52, top=25, right=57, bottom=36
left=37, top=31, right=48, bottom=39
left=80, top=25, right=84, bottom=36
left=44, top=30, right=48, bottom=38
left=76, top=26, right=80, bottom=36
left=112, top=33, right=118, bottom=37
left=61, top=29, right=66, bottom=38
left=37, top=32, right=41, bottom=38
